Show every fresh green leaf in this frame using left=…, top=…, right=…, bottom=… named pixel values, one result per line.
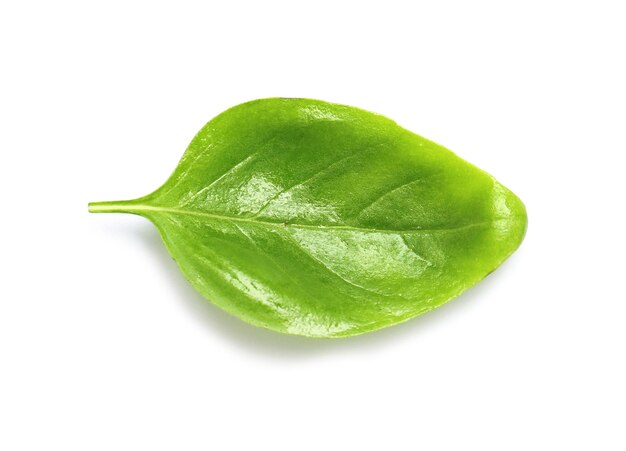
left=89, top=98, right=527, bottom=338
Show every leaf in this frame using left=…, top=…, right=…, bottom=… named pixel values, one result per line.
left=89, top=98, right=527, bottom=338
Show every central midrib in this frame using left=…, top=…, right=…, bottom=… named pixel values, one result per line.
left=96, top=203, right=513, bottom=235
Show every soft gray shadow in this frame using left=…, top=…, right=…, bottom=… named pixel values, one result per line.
left=107, top=218, right=523, bottom=360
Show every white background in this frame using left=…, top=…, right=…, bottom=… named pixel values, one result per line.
left=1, top=1, right=624, bottom=449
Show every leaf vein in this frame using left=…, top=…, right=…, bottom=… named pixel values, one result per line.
left=281, top=231, right=402, bottom=301
left=122, top=204, right=512, bottom=235
left=400, top=235, right=433, bottom=267
left=356, top=177, right=424, bottom=219
left=250, top=143, right=385, bottom=218
left=181, top=152, right=258, bottom=206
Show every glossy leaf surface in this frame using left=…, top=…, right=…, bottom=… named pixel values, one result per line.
left=89, top=98, right=527, bottom=337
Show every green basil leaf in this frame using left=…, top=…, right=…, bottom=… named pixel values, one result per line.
left=89, top=98, right=527, bottom=338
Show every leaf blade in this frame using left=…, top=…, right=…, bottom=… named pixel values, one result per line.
left=89, top=98, right=527, bottom=337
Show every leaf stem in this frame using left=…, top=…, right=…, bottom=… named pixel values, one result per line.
left=88, top=200, right=138, bottom=214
